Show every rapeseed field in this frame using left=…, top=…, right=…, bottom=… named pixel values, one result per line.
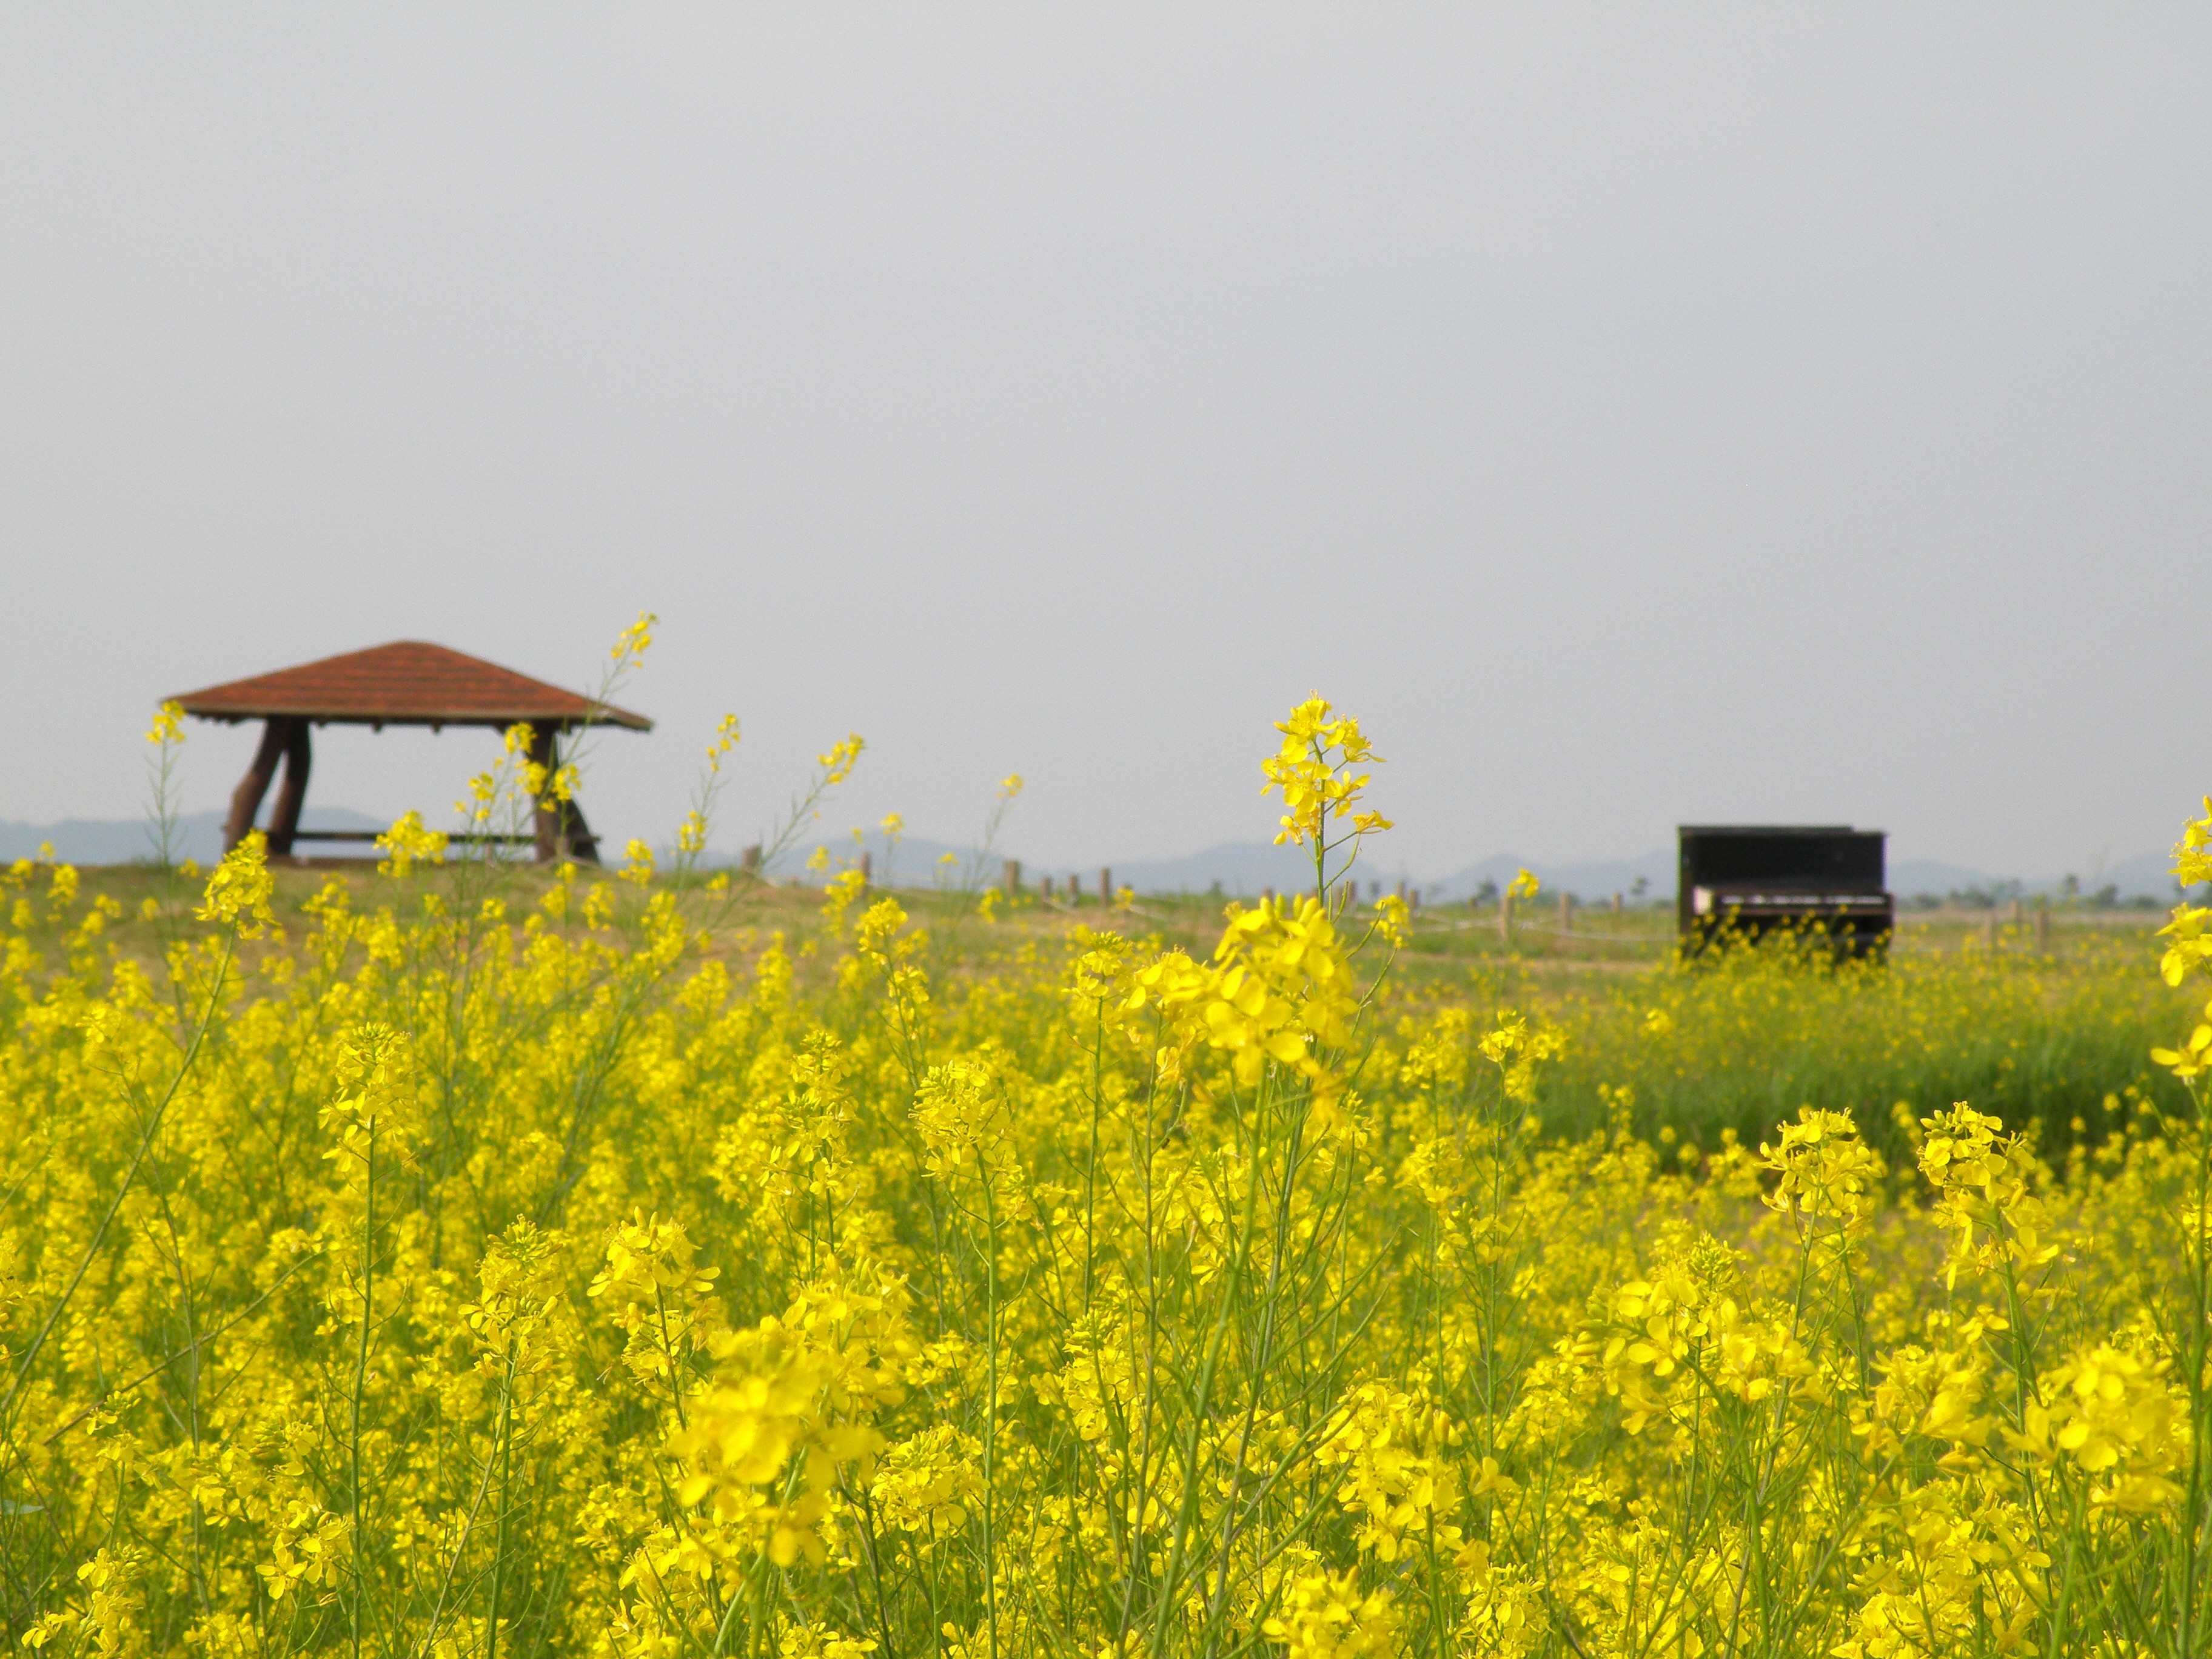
left=5, top=684, right=2211, bottom=1658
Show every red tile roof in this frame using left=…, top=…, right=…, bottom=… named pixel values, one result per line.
left=169, top=642, right=651, bottom=731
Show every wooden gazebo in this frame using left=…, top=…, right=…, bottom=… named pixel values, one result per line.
left=169, top=641, right=651, bottom=863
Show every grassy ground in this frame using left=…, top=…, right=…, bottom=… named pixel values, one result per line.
left=31, top=859, right=2187, bottom=1171
left=28, top=860, right=2168, bottom=970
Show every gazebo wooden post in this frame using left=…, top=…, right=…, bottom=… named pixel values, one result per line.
left=266, top=722, right=313, bottom=857
left=528, top=726, right=561, bottom=863
left=224, top=719, right=293, bottom=853
left=563, top=796, right=600, bottom=865
left=526, top=726, right=602, bottom=865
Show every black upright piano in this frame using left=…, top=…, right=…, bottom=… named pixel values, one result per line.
left=1677, top=825, right=1894, bottom=958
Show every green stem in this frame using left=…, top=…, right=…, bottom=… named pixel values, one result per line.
left=980, top=1167, right=1000, bottom=1659
left=485, top=1341, right=517, bottom=1659
left=2179, top=1076, right=2211, bottom=1655
left=1144, top=1092, right=1266, bottom=1659
left=351, top=1121, right=375, bottom=1659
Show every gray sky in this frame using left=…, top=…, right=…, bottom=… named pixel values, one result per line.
left=4, top=7, right=2207, bottom=879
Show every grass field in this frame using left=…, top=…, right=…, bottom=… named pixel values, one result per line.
left=25, top=860, right=2183, bottom=1168
left=4, top=703, right=2210, bottom=1657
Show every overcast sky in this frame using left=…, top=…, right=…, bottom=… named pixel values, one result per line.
left=4, top=7, right=2207, bottom=879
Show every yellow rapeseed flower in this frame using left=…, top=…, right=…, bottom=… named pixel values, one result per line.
left=195, top=831, right=275, bottom=936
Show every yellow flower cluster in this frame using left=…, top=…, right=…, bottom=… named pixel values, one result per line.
left=1113, top=894, right=1357, bottom=1102
left=1259, top=696, right=1392, bottom=897
left=2, top=697, right=2210, bottom=1659
left=193, top=831, right=275, bottom=936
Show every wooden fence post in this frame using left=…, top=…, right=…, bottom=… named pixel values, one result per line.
left=1101, top=867, right=1112, bottom=908
left=2035, top=897, right=2050, bottom=953
left=1005, top=859, right=1021, bottom=900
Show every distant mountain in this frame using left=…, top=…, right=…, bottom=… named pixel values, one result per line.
left=981, top=843, right=1684, bottom=903
left=1886, top=860, right=1998, bottom=900
left=703, top=834, right=1319, bottom=897
left=4, top=808, right=387, bottom=866
left=2091, top=851, right=2190, bottom=902
left=19, top=813, right=2195, bottom=906
left=1090, top=841, right=1321, bottom=896
left=690, top=830, right=990, bottom=885
left=1423, top=851, right=1677, bottom=905
left=1104, top=843, right=2197, bottom=905
left=1889, top=854, right=2187, bottom=903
